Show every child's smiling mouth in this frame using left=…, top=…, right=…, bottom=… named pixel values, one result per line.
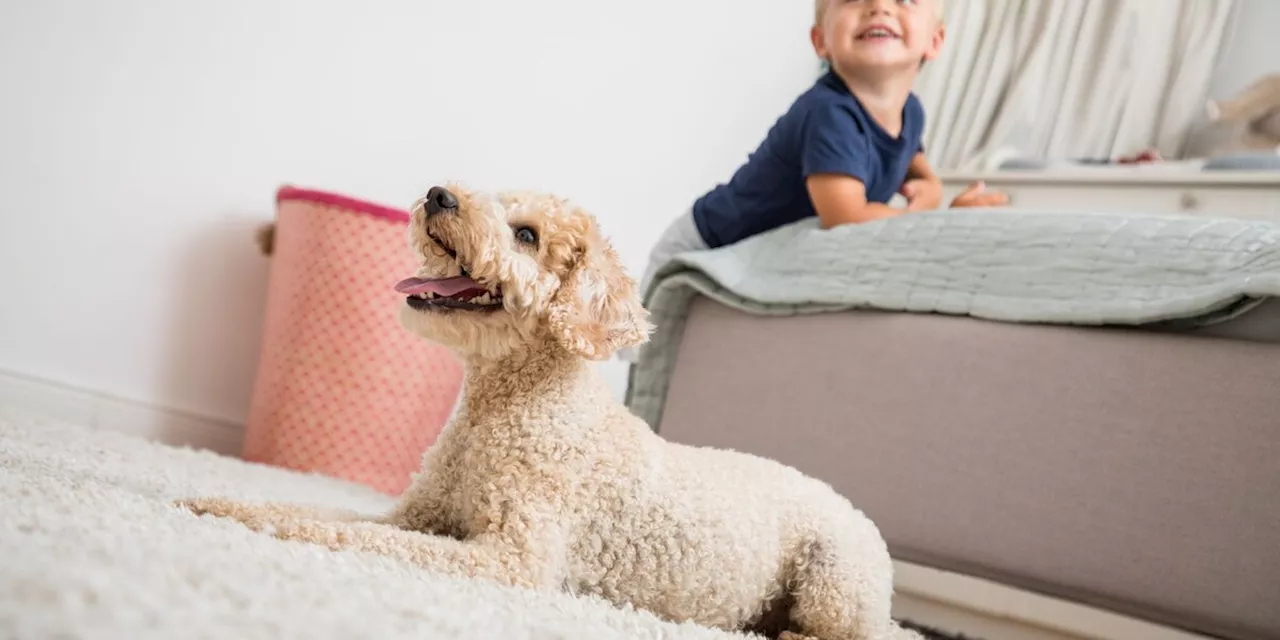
left=856, top=25, right=901, bottom=40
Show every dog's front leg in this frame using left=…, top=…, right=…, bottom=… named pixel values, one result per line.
left=265, top=517, right=567, bottom=590
left=175, top=497, right=390, bottom=529
left=179, top=497, right=563, bottom=588
left=383, top=455, right=454, bottom=536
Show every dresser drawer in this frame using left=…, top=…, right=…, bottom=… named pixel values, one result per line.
left=1186, top=187, right=1280, bottom=221
left=939, top=172, right=1280, bottom=222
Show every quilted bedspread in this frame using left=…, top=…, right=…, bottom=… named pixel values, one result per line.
left=624, top=210, right=1280, bottom=430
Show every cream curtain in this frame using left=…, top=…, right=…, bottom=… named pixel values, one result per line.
left=916, top=0, right=1239, bottom=170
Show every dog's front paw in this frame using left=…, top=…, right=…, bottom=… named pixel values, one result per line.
left=174, top=497, right=270, bottom=531
left=174, top=497, right=229, bottom=517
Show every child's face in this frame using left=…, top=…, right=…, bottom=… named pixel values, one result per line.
left=812, top=0, right=944, bottom=78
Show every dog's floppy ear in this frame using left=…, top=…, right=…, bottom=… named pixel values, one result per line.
left=548, top=220, right=652, bottom=361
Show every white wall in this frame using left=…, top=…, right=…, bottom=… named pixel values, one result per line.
left=0, top=0, right=816, bottom=427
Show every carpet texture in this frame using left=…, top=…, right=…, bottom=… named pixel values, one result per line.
left=0, top=414, right=754, bottom=640
left=0, top=413, right=975, bottom=640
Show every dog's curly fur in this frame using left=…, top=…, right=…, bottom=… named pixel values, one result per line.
left=178, top=184, right=919, bottom=640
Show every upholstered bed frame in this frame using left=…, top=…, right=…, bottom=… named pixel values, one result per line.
left=652, top=296, right=1280, bottom=640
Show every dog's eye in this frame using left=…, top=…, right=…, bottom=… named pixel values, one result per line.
left=513, top=226, right=538, bottom=246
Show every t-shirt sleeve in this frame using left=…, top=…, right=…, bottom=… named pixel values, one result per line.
left=909, top=94, right=927, bottom=154
left=799, top=102, right=874, bottom=185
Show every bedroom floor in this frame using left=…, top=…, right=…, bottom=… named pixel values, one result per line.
left=7, top=403, right=1230, bottom=640
left=1, top=410, right=985, bottom=640
left=0, top=413, right=760, bottom=640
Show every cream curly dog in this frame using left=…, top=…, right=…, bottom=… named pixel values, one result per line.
left=178, top=184, right=919, bottom=640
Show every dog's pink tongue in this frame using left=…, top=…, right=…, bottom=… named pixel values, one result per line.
left=395, top=276, right=482, bottom=296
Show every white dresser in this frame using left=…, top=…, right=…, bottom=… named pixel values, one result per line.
left=937, top=170, right=1280, bottom=222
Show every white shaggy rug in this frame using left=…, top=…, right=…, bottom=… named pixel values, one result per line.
left=0, top=413, right=753, bottom=640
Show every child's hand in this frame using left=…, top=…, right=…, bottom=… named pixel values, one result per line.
left=900, top=177, right=944, bottom=211
left=950, top=181, right=1009, bottom=208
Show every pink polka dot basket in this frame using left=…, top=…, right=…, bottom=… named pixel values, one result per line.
left=240, top=186, right=462, bottom=495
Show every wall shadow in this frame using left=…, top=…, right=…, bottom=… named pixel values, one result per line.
left=156, top=211, right=272, bottom=454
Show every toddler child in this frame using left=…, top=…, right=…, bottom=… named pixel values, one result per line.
left=634, top=0, right=1007, bottom=312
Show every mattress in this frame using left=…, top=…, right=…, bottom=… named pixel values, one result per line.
left=627, top=210, right=1280, bottom=432
left=655, top=297, right=1280, bottom=640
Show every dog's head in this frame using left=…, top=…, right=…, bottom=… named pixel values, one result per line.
left=396, top=184, right=651, bottom=362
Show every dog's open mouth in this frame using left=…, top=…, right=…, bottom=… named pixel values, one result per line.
left=396, top=276, right=504, bottom=311
left=396, top=233, right=504, bottom=312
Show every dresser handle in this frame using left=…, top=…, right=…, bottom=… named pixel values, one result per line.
left=1180, top=192, right=1199, bottom=211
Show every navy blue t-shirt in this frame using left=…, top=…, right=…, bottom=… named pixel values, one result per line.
left=691, top=71, right=926, bottom=248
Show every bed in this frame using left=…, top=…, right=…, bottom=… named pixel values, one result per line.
left=625, top=206, right=1280, bottom=640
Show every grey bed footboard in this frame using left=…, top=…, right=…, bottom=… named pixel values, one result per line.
left=655, top=298, right=1280, bottom=640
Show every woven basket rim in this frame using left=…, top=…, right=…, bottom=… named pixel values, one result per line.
left=276, top=185, right=411, bottom=224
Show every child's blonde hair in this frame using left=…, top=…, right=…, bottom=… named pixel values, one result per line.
left=814, top=0, right=945, bottom=26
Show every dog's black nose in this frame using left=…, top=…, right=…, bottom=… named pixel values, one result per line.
left=425, top=186, right=459, bottom=217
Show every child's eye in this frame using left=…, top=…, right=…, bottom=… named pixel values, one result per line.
left=513, top=226, right=538, bottom=246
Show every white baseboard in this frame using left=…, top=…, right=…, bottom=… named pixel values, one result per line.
left=0, top=368, right=245, bottom=457
left=892, top=561, right=1211, bottom=640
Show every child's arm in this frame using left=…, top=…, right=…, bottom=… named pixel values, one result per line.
left=899, top=152, right=944, bottom=211
left=903, top=151, right=1012, bottom=209
left=806, top=174, right=906, bottom=228
left=801, top=105, right=934, bottom=227
left=950, top=180, right=1009, bottom=208
left=904, top=151, right=1010, bottom=209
